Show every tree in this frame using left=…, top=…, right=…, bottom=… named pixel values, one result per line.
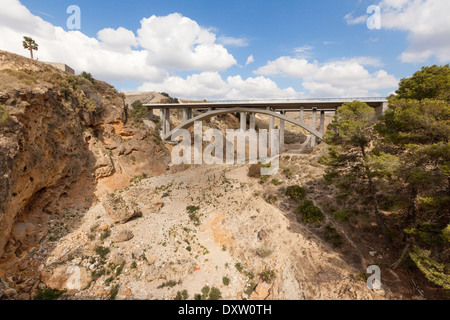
left=375, top=67, right=450, bottom=289
left=394, top=64, right=450, bottom=102
left=321, top=101, right=389, bottom=237
left=22, top=36, right=38, bottom=60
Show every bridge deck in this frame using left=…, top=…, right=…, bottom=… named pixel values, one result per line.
left=144, top=97, right=387, bottom=110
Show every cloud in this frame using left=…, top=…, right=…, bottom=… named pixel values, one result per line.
left=0, top=1, right=237, bottom=83
left=344, top=0, right=450, bottom=63
left=217, top=36, right=249, bottom=47
left=137, top=72, right=300, bottom=100
left=344, top=11, right=368, bottom=25
left=97, top=27, right=138, bottom=52
left=254, top=56, right=398, bottom=97
left=245, top=54, right=255, bottom=66
left=137, top=13, right=236, bottom=71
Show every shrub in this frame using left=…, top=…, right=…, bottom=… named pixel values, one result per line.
left=130, top=100, right=148, bottom=123
left=174, top=290, right=189, bottom=300
left=333, top=210, right=351, bottom=223
left=222, top=276, right=230, bottom=286
left=95, top=246, right=110, bottom=260
left=285, top=185, right=307, bottom=200
left=0, top=105, right=10, bottom=126
left=297, top=200, right=323, bottom=224
left=186, top=206, right=200, bottom=226
left=271, top=179, right=283, bottom=186
left=34, top=288, right=65, bottom=300
left=208, top=287, right=222, bottom=300
left=81, top=71, right=95, bottom=84
left=260, top=269, right=276, bottom=283
left=323, top=225, right=343, bottom=248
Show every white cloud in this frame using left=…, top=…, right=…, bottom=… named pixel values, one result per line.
left=137, top=13, right=236, bottom=71
left=97, top=27, right=138, bottom=52
left=245, top=55, right=255, bottom=66
left=344, top=0, right=450, bottom=63
left=344, top=12, right=368, bottom=25
left=255, top=56, right=398, bottom=97
left=0, top=1, right=237, bottom=83
left=137, top=72, right=300, bottom=100
left=218, top=36, right=249, bottom=47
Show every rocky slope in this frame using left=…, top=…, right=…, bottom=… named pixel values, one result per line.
left=0, top=50, right=169, bottom=266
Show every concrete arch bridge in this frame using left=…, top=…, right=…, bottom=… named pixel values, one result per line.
left=144, top=98, right=388, bottom=148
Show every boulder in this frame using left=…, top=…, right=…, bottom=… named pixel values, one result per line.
left=112, top=230, right=134, bottom=243
left=102, top=193, right=140, bottom=224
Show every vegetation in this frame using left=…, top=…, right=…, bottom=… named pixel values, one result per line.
left=285, top=185, right=307, bottom=201
left=33, top=288, right=65, bottom=300
left=222, top=276, right=230, bottom=286
left=323, top=225, right=344, bottom=248
left=296, top=200, right=323, bottom=224
left=0, top=105, right=10, bottom=126
left=174, top=290, right=189, bottom=300
left=22, top=36, right=38, bottom=59
left=81, top=71, right=95, bottom=84
left=186, top=205, right=201, bottom=226
left=194, top=286, right=222, bottom=300
left=322, top=64, right=450, bottom=289
left=130, top=100, right=149, bottom=124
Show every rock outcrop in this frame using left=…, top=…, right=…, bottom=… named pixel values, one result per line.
left=0, top=50, right=170, bottom=260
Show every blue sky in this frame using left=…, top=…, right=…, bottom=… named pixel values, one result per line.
left=1, top=0, right=449, bottom=99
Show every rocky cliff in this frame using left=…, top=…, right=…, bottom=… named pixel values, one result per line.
left=0, top=50, right=169, bottom=261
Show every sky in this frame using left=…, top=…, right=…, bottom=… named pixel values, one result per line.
left=0, top=0, right=449, bottom=100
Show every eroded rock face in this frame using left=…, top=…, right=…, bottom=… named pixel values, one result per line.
left=0, top=50, right=170, bottom=259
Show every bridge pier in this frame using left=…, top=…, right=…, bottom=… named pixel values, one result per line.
left=240, top=112, right=246, bottom=131
left=148, top=108, right=153, bottom=118
left=267, top=107, right=275, bottom=150
left=300, top=106, right=304, bottom=124
left=280, top=111, right=285, bottom=151
left=182, top=108, right=189, bottom=122
left=311, top=108, right=317, bottom=147
left=249, top=113, right=256, bottom=131
left=320, top=110, right=325, bottom=135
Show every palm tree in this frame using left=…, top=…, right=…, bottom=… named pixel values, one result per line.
left=22, top=36, right=38, bottom=59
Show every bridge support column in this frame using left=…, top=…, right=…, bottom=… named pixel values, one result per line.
left=300, top=106, right=304, bottom=124
left=249, top=113, right=256, bottom=131
left=188, top=109, right=193, bottom=119
left=240, top=112, right=246, bottom=131
left=311, top=108, right=317, bottom=147
left=160, top=108, right=166, bottom=134
left=182, top=108, right=189, bottom=122
left=164, top=108, right=170, bottom=135
left=320, top=110, right=325, bottom=135
left=267, top=107, right=275, bottom=149
left=148, top=108, right=153, bottom=118
left=280, top=111, right=285, bottom=151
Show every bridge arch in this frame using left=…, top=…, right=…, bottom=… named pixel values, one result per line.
left=163, top=107, right=323, bottom=141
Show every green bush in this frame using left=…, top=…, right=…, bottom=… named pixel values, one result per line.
left=323, top=225, right=343, bottom=248
left=222, top=276, right=230, bottom=286
left=81, top=71, right=95, bottom=84
left=174, top=290, right=189, bottom=300
left=271, top=179, right=283, bottom=186
left=33, top=288, right=65, bottom=300
left=130, top=100, right=149, bottom=123
left=333, top=209, right=351, bottom=223
left=0, top=105, right=10, bottom=126
left=285, top=185, right=307, bottom=200
left=297, top=200, right=323, bottom=224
